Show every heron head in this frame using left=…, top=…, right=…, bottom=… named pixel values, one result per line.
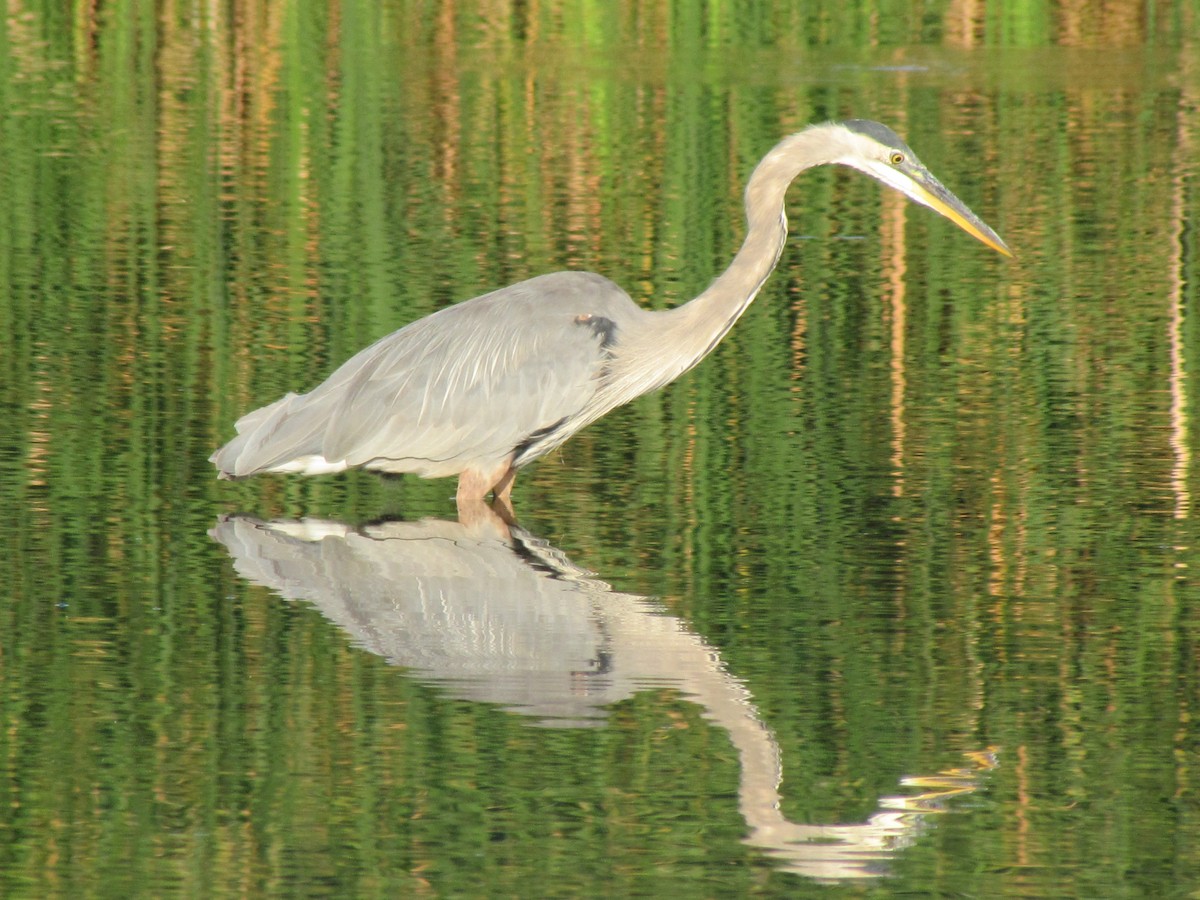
left=833, top=119, right=1012, bottom=258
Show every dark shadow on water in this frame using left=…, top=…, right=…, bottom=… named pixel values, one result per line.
left=210, top=513, right=996, bottom=883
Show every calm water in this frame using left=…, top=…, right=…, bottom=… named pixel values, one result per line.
left=4, top=2, right=1200, bottom=897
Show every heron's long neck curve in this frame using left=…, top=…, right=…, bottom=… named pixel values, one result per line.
left=584, top=125, right=849, bottom=420
left=651, top=128, right=838, bottom=380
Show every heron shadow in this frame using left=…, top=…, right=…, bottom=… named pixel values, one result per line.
left=210, top=513, right=995, bottom=882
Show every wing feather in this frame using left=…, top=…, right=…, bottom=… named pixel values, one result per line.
left=212, top=272, right=639, bottom=480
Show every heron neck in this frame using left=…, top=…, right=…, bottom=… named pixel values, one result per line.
left=666, top=131, right=824, bottom=370
left=600, top=126, right=838, bottom=408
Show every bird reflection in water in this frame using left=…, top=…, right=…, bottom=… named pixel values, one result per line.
left=211, top=513, right=996, bottom=883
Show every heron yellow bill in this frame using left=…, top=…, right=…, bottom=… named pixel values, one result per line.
left=907, top=174, right=1013, bottom=257
left=862, top=154, right=1013, bottom=257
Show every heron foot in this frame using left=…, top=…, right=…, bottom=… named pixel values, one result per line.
left=456, top=498, right=515, bottom=537
left=455, top=463, right=518, bottom=529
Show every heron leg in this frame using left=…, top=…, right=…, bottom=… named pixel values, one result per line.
left=456, top=463, right=504, bottom=503
left=455, top=460, right=517, bottom=516
left=492, top=466, right=517, bottom=505
left=456, top=499, right=512, bottom=538
left=490, top=468, right=518, bottom=525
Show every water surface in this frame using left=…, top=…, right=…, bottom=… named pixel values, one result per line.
left=3, top=3, right=1200, bottom=897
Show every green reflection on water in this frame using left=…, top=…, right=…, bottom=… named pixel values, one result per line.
left=3, top=2, right=1200, bottom=897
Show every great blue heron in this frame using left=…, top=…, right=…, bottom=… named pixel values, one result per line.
left=212, top=120, right=1010, bottom=514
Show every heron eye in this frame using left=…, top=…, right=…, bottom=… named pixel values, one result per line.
left=889, top=151, right=905, bottom=166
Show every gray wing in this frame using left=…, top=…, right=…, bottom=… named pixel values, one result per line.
left=212, top=272, right=637, bottom=479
